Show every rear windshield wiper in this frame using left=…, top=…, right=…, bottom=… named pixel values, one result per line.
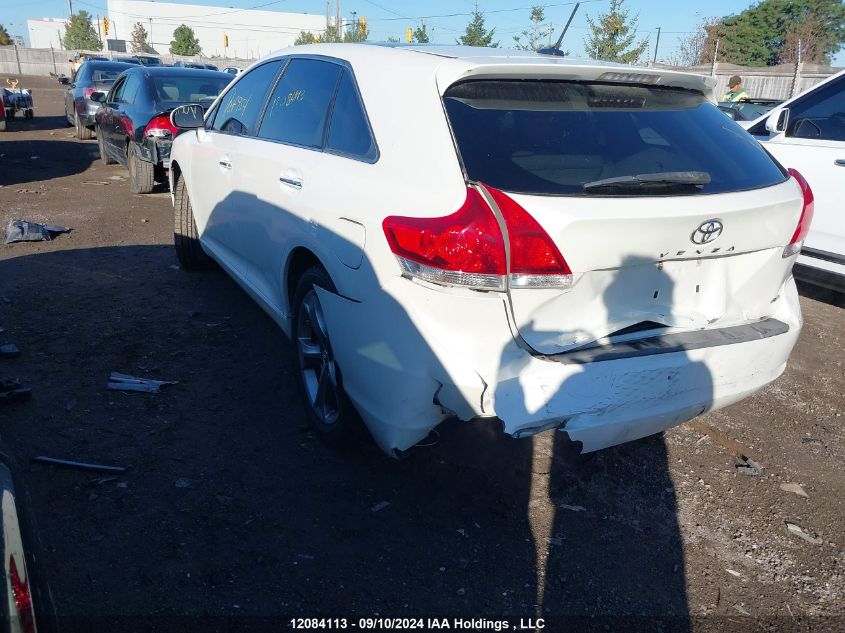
left=583, top=171, right=711, bottom=193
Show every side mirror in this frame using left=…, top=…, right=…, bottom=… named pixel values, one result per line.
left=170, top=104, right=204, bottom=129
left=766, top=107, right=789, bottom=135
left=90, top=91, right=106, bottom=103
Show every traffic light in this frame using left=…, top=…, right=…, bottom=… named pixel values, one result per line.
left=359, top=16, right=366, bottom=36
left=103, top=17, right=109, bottom=36
left=224, top=33, right=229, bottom=48
left=406, top=27, right=412, bottom=43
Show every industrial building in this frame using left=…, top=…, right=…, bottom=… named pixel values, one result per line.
left=26, top=18, right=69, bottom=50
left=104, top=0, right=327, bottom=59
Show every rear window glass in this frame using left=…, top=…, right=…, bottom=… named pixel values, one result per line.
left=91, top=70, right=123, bottom=83
left=152, top=75, right=230, bottom=105
left=444, top=80, right=787, bottom=196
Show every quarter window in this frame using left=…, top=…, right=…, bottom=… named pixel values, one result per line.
left=121, top=74, right=142, bottom=105
left=108, top=77, right=127, bottom=104
left=258, top=59, right=342, bottom=147
left=326, top=70, right=375, bottom=158
left=213, top=61, right=281, bottom=136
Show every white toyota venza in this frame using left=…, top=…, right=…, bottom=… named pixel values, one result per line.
left=168, top=45, right=812, bottom=458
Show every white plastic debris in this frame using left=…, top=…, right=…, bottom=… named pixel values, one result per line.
left=785, top=522, right=822, bottom=545
left=107, top=372, right=178, bottom=393
left=779, top=483, right=809, bottom=498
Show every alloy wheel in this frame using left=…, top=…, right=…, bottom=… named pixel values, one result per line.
left=296, top=290, right=341, bottom=426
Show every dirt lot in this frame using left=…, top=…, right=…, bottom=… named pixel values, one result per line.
left=0, top=76, right=843, bottom=632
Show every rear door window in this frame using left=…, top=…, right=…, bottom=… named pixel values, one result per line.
left=326, top=70, right=376, bottom=159
left=257, top=59, right=342, bottom=148
left=785, top=77, right=845, bottom=141
left=121, top=74, right=142, bottom=105
left=212, top=61, right=282, bottom=136
left=108, top=77, right=127, bottom=104
left=444, top=80, right=787, bottom=196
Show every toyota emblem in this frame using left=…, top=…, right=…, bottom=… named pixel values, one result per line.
left=691, top=219, right=723, bottom=245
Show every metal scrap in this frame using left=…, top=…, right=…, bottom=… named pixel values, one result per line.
left=31, top=456, right=127, bottom=474
left=779, top=482, right=809, bottom=498
left=4, top=219, right=71, bottom=244
left=107, top=372, right=178, bottom=393
left=735, top=455, right=763, bottom=476
left=785, top=521, right=822, bottom=545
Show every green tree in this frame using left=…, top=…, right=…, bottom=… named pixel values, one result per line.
left=413, top=22, right=430, bottom=44
left=513, top=6, right=554, bottom=51
left=130, top=21, right=155, bottom=54
left=386, top=36, right=400, bottom=43
left=710, top=0, right=845, bottom=66
left=0, top=24, right=12, bottom=46
left=170, top=24, right=201, bottom=56
left=583, top=0, right=648, bottom=63
left=63, top=11, right=102, bottom=51
left=294, top=31, right=320, bottom=45
left=344, top=18, right=368, bottom=43
left=457, top=8, right=498, bottom=47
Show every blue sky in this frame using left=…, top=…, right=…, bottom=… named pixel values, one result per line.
left=6, top=0, right=845, bottom=65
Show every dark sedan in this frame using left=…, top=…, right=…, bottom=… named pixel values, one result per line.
left=63, top=60, right=136, bottom=139
left=93, top=66, right=230, bottom=193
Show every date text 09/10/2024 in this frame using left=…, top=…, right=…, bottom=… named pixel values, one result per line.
left=289, top=618, right=545, bottom=630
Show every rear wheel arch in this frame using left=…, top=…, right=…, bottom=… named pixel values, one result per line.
left=286, top=248, right=330, bottom=316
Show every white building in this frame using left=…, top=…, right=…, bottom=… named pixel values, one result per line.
left=27, top=18, right=69, bottom=50
left=106, top=0, right=327, bottom=59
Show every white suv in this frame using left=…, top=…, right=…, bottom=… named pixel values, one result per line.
left=169, top=45, right=809, bottom=457
left=747, top=69, right=845, bottom=292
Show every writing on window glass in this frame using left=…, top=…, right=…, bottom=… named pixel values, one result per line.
left=224, top=93, right=252, bottom=118
left=285, top=90, right=305, bottom=106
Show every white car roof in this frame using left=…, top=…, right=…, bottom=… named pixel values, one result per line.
left=261, top=44, right=717, bottom=97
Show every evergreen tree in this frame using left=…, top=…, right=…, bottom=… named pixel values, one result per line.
left=0, top=25, right=12, bottom=46
left=583, top=0, right=648, bottom=63
left=170, top=24, right=201, bottom=56
left=413, top=23, right=430, bottom=44
left=130, top=22, right=154, bottom=54
left=457, top=8, right=498, bottom=47
left=63, top=11, right=102, bottom=51
left=513, top=6, right=554, bottom=51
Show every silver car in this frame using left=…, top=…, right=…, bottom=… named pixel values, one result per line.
left=63, top=60, right=135, bottom=139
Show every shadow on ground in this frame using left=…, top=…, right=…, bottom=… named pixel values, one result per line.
left=0, top=244, right=690, bottom=631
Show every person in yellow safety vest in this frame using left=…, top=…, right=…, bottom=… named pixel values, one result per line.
left=722, top=75, right=750, bottom=102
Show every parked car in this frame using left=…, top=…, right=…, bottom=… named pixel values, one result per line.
left=222, top=66, right=242, bottom=76
left=63, top=60, right=136, bottom=139
left=203, top=64, right=218, bottom=71
left=93, top=66, right=231, bottom=193
left=169, top=46, right=809, bottom=457
left=718, top=98, right=781, bottom=128
left=747, top=69, right=845, bottom=292
left=0, top=91, right=5, bottom=132
left=113, top=56, right=141, bottom=64
left=135, top=55, right=163, bottom=67
left=172, top=60, right=208, bottom=70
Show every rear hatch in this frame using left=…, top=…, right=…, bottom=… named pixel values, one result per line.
left=443, top=78, right=804, bottom=355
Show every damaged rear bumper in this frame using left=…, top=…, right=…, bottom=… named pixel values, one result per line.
left=316, top=276, right=802, bottom=457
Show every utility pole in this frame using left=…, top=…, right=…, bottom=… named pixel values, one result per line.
left=351, top=11, right=356, bottom=41
left=325, top=0, right=330, bottom=37
left=335, top=0, right=341, bottom=42
left=148, top=17, right=153, bottom=50
left=652, top=27, right=661, bottom=64
left=96, top=15, right=102, bottom=41
left=68, top=0, right=73, bottom=16
left=710, top=38, right=719, bottom=76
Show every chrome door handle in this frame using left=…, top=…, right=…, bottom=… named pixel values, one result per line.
left=279, top=176, right=302, bottom=189
left=834, top=159, right=845, bottom=167
left=219, top=159, right=232, bottom=170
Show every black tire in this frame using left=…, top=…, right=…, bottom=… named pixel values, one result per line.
left=154, top=164, right=167, bottom=185
left=173, top=174, right=213, bottom=270
left=74, top=112, right=93, bottom=140
left=128, top=149, right=154, bottom=194
left=64, top=103, right=73, bottom=126
left=97, top=128, right=116, bottom=165
left=292, top=267, right=360, bottom=445
left=24, top=109, right=33, bottom=120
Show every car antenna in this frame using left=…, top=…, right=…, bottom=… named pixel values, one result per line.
left=537, top=2, right=580, bottom=57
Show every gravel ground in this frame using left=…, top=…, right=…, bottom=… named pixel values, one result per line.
left=0, top=77, right=842, bottom=633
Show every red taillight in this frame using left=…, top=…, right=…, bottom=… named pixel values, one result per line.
left=83, top=87, right=96, bottom=99
left=784, top=168, right=814, bottom=258
left=144, top=114, right=179, bottom=139
left=484, top=185, right=572, bottom=287
left=9, top=555, right=35, bottom=633
left=383, top=188, right=506, bottom=290
left=382, top=185, right=572, bottom=291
